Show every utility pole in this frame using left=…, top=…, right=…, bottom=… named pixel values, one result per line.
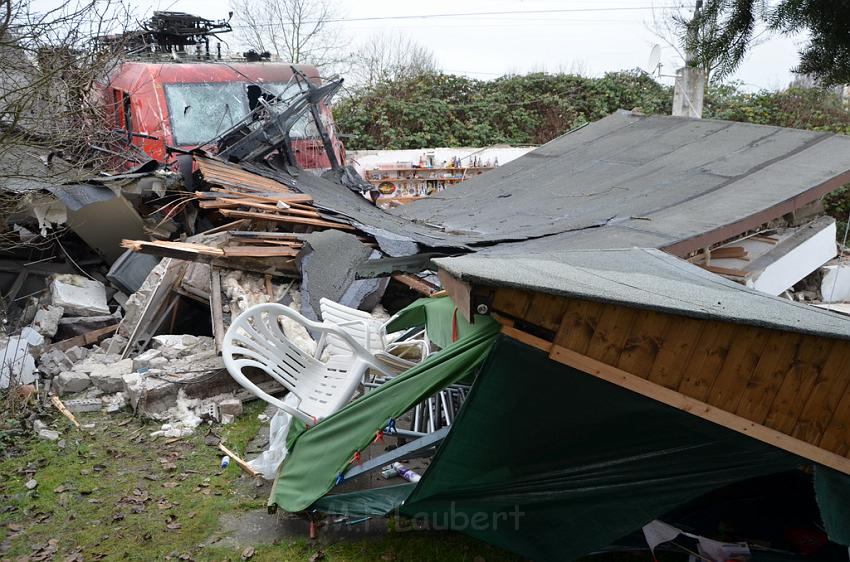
left=672, top=0, right=705, bottom=118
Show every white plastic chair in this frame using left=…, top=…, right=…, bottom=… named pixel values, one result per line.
left=318, top=298, right=430, bottom=371
left=222, top=303, right=393, bottom=425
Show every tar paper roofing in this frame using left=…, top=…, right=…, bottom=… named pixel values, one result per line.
left=434, top=247, right=850, bottom=340
left=394, top=111, right=850, bottom=254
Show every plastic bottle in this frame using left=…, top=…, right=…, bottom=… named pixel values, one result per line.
left=392, top=462, right=421, bottom=483
left=220, top=455, right=230, bottom=469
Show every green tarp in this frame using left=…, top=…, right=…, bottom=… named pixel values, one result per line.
left=270, top=304, right=498, bottom=512
left=306, top=336, right=810, bottom=560
left=272, top=305, right=850, bottom=560
left=385, top=295, right=479, bottom=351
left=815, top=466, right=850, bottom=545
left=311, top=484, right=416, bottom=518
left=396, top=337, right=806, bottom=560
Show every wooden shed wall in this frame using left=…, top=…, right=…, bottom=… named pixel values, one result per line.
left=488, top=287, right=850, bottom=470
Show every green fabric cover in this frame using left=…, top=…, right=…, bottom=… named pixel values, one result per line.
left=311, top=484, right=416, bottom=518
left=270, top=315, right=499, bottom=512
left=815, top=466, right=850, bottom=545
left=394, top=336, right=804, bottom=561
left=386, top=295, right=484, bottom=350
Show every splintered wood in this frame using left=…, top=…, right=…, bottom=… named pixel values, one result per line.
left=121, top=156, right=376, bottom=268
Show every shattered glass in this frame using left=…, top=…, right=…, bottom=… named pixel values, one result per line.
left=164, top=82, right=321, bottom=146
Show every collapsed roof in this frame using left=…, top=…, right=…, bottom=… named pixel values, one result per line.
left=283, top=110, right=850, bottom=256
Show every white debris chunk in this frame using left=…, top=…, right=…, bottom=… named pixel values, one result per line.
left=37, top=429, right=60, bottom=440
left=49, top=274, right=110, bottom=317
left=64, top=346, right=89, bottom=363
left=89, top=358, right=134, bottom=393
left=149, top=391, right=203, bottom=438
left=217, top=398, right=242, bottom=417
left=0, top=328, right=43, bottom=388
left=37, top=348, right=73, bottom=376
left=32, top=305, right=64, bottom=337
left=54, top=371, right=91, bottom=395
left=132, top=348, right=162, bottom=371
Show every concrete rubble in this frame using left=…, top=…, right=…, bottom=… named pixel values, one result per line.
left=49, top=274, right=110, bottom=317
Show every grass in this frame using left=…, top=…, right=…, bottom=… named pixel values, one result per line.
left=0, top=401, right=523, bottom=562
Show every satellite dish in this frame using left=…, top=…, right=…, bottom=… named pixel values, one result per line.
left=646, top=44, right=661, bottom=76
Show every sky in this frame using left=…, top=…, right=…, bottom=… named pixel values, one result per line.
left=144, top=0, right=806, bottom=91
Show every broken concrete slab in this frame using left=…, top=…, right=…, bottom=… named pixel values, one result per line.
left=32, top=305, right=64, bottom=337
left=124, top=363, right=270, bottom=418
left=54, top=371, right=91, bottom=395
left=49, top=274, right=110, bottom=317
left=89, top=358, right=134, bottom=393
left=132, top=348, right=162, bottom=370
left=64, top=346, right=88, bottom=363
left=218, top=398, right=243, bottom=417
left=37, top=348, right=73, bottom=377
left=100, top=334, right=128, bottom=351
left=70, top=353, right=123, bottom=374
left=57, top=309, right=122, bottom=337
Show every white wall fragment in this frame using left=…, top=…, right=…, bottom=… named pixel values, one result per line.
left=0, top=327, right=43, bottom=388
left=49, top=274, right=110, bottom=317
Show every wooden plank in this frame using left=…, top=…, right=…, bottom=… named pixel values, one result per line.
left=122, top=239, right=224, bottom=259
left=40, top=324, right=119, bottom=355
left=617, top=310, right=671, bottom=378
left=221, top=246, right=300, bottom=258
left=436, top=269, right=472, bottom=320
left=705, top=325, right=769, bottom=411
left=793, top=342, right=850, bottom=445
left=491, top=288, right=532, bottom=320
left=549, top=344, right=850, bottom=476
left=209, top=198, right=322, bottom=218
left=764, top=337, right=835, bottom=435
left=218, top=443, right=259, bottom=478
left=646, top=318, right=706, bottom=390
left=218, top=209, right=356, bottom=231
left=750, top=235, right=779, bottom=244
left=818, top=376, right=850, bottom=457
left=229, top=231, right=304, bottom=241
left=197, top=219, right=251, bottom=236
left=735, top=331, right=802, bottom=424
left=523, top=293, right=571, bottom=333
left=204, top=188, right=314, bottom=204
left=676, top=321, right=735, bottom=402
left=209, top=267, right=224, bottom=352
left=699, top=264, right=748, bottom=278
left=231, top=236, right=304, bottom=248
left=553, top=299, right=606, bottom=356
left=50, top=395, right=80, bottom=428
left=584, top=306, right=640, bottom=366
left=500, top=325, right=553, bottom=353
left=709, top=246, right=748, bottom=259
left=764, top=336, right=835, bottom=433
left=393, top=273, right=439, bottom=297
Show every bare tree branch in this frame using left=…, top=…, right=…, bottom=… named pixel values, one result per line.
left=347, top=31, right=438, bottom=90
left=230, top=0, right=346, bottom=69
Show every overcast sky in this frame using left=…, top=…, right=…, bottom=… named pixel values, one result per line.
left=147, top=0, right=804, bottom=90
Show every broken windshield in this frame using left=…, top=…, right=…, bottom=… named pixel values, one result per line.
left=164, top=82, right=246, bottom=146
left=164, top=82, right=320, bottom=146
